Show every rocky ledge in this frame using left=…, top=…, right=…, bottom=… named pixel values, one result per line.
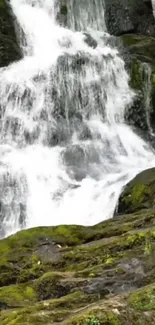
left=0, top=0, right=21, bottom=67
left=1, top=168, right=155, bottom=324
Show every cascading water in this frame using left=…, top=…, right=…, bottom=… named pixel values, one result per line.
left=0, top=0, right=155, bottom=238
left=140, top=62, right=154, bottom=135
left=152, top=0, right=155, bottom=16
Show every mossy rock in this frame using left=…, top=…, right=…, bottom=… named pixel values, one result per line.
left=121, top=34, right=155, bottom=64
left=1, top=204, right=155, bottom=322
left=117, top=168, right=155, bottom=214
left=0, top=282, right=36, bottom=307
left=104, top=0, right=155, bottom=37
left=120, top=34, right=155, bottom=134
left=1, top=284, right=155, bottom=324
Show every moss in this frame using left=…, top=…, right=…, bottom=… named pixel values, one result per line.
left=129, top=59, right=144, bottom=90
left=118, top=168, right=155, bottom=214
left=60, top=4, right=68, bottom=15
left=120, top=34, right=155, bottom=133
left=128, top=283, right=155, bottom=311
left=1, top=197, right=155, bottom=323
left=82, top=316, right=101, bottom=325
left=34, top=271, right=68, bottom=301
left=121, top=184, right=148, bottom=211
left=66, top=309, right=122, bottom=325
left=0, top=282, right=36, bottom=307
left=0, top=291, right=99, bottom=325
left=121, top=34, right=155, bottom=64
left=1, top=214, right=152, bottom=286
left=105, top=257, right=116, bottom=265
left=0, top=0, right=6, bottom=8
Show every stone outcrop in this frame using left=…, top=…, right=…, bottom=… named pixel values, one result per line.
left=104, top=0, right=155, bottom=37
left=1, top=197, right=155, bottom=323
left=119, top=34, right=155, bottom=140
left=117, top=167, right=155, bottom=214
left=0, top=0, right=21, bottom=67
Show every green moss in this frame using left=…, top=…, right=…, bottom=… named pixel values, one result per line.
left=121, top=183, right=151, bottom=213
left=129, top=59, right=143, bottom=90
left=60, top=4, right=67, bottom=15
left=66, top=309, right=122, bottom=325
left=0, top=0, right=6, bottom=8
left=0, top=291, right=99, bottom=325
left=128, top=283, right=155, bottom=311
left=0, top=282, right=36, bottom=307
left=118, top=168, right=155, bottom=214
left=82, top=316, right=101, bottom=325
left=1, top=208, right=154, bottom=284
left=121, top=34, right=155, bottom=64
left=34, top=271, right=66, bottom=301
left=0, top=218, right=147, bottom=286
left=128, top=184, right=145, bottom=205
left=120, top=34, right=155, bottom=134
left=1, top=198, right=155, bottom=324
left=105, top=257, right=116, bottom=265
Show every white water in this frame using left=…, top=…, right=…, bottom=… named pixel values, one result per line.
left=0, top=0, right=155, bottom=237
left=152, top=0, right=155, bottom=16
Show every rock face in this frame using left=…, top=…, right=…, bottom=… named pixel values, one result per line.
left=0, top=0, right=21, bottom=67
left=104, top=0, right=155, bottom=37
left=120, top=34, right=155, bottom=140
left=117, top=167, right=155, bottom=214
left=1, top=202, right=155, bottom=323
left=56, top=0, right=155, bottom=140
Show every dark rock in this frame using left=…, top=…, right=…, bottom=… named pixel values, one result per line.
left=62, top=144, right=87, bottom=181
left=0, top=301, right=8, bottom=310
left=84, top=33, right=97, bottom=49
left=117, top=167, right=155, bottom=215
left=0, top=0, right=21, bottom=67
left=1, top=208, right=155, bottom=323
left=104, top=0, right=155, bottom=37
left=120, top=34, right=155, bottom=137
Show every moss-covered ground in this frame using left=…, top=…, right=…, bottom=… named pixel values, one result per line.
left=1, top=168, right=155, bottom=324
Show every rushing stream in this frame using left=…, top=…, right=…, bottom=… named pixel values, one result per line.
left=0, top=0, right=155, bottom=237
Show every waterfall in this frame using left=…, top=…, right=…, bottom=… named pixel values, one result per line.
left=152, top=0, right=155, bottom=16
left=141, top=62, right=154, bottom=135
left=0, top=0, right=155, bottom=238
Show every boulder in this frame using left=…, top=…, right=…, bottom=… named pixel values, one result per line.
left=104, top=0, right=155, bottom=37
left=0, top=0, right=21, bottom=67
left=117, top=167, right=155, bottom=214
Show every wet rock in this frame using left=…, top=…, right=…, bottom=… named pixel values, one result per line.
left=62, top=144, right=87, bottom=181
left=1, top=208, right=155, bottom=323
left=104, top=0, right=155, bottom=37
left=84, top=33, right=97, bottom=49
left=117, top=167, right=155, bottom=214
left=121, top=34, right=155, bottom=136
left=0, top=0, right=21, bottom=67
